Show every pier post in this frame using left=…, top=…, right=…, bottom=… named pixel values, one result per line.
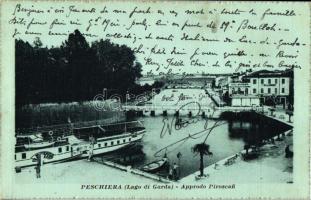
left=163, top=110, right=168, bottom=116
left=151, top=110, right=155, bottom=117
left=188, top=111, right=192, bottom=118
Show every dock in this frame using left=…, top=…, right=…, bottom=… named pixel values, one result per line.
left=255, top=106, right=293, bottom=127
left=15, top=159, right=158, bottom=184
left=93, top=158, right=172, bottom=183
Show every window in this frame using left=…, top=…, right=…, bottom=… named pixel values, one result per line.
left=253, top=89, right=257, bottom=94
left=268, top=88, right=271, bottom=94
left=22, top=153, right=26, bottom=159
left=117, top=140, right=120, bottom=144
left=275, top=79, right=278, bottom=83
left=261, top=88, right=264, bottom=94
left=111, top=141, right=114, bottom=145
left=282, top=79, right=285, bottom=84
left=268, top=79, right=271, bottom=84
left=253, top=79, right=257, bottom=84
left=123, top=139, right=126, bottom=143
left=275, top=88, right=278, bottom=94
left=15, top=154, right=16, bottom=160
left=282, top=88, right=285, bottom=93
left=58, top=147, right=62, bottom=153
left=129, top=138, right=132, bottom=142
left=261, top=79, right=264, bottom=84
left=245, top=88, right=248, bottom=94
left=98, top=143, right=101, bottom=148
left=66, top=146, right=69, bottom=151
left=105, top=143, right=107, bottom=147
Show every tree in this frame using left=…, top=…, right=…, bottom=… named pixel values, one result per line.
left=91, top=39, right=142, bottom=97
left=191, top=143, right=212, bottom=177
left=61, top=29, right=96, bottom=100
left=33, top=37, right=43, bottom=49
left=15, top=30, right=143, bottom=105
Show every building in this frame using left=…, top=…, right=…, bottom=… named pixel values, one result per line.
left=228, top=71, right=253, bottom=96
left=228, top=82, right=251, bottom=95
left=228, top=69, right=293, bottom=107
left=231, top=95, right=260, bottom=107
left=243, top=69, right=293, bottom=106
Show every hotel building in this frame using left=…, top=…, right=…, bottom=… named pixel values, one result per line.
left=229, top=70, right=293, bottom=106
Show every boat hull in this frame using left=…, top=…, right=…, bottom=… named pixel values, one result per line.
left=15, top=130, right=145, bottom=169
left=141, top=158, right=168, bottom=173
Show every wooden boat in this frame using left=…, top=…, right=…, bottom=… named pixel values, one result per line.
left=141, top=158, right=168, bottom=172
left=17, top=134, right=55, bottom=150
left=24, top=141, right=55, bottom=149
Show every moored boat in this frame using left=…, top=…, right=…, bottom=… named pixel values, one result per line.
left=24, top=141, right=55, bottom=149
left=15, top=121, right=145, bottom=170
left=19, top=134, right=56, bottom=150
left=141, top=158, right=168, bottom=172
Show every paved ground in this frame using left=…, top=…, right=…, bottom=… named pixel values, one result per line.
left=181, top=131, right=293, bottom=183
left=15, top=159, right=156, bottom=184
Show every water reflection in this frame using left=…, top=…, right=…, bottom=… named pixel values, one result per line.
left=226, top=112, right=292, bottom=145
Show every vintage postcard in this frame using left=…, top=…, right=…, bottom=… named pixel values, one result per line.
left=0, top=0, right=310, bottom=199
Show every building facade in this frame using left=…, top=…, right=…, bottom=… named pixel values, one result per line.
left=228, top=82, right=251, bottom=95
left=229, top=70, right=293, bottom=107
left=231, top=95, right=260, bottom=107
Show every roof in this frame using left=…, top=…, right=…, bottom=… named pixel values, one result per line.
left=243, top=69, right=293, bottom=78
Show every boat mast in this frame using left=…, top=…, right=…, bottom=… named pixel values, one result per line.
left=125, top=121, right=127, bottom=133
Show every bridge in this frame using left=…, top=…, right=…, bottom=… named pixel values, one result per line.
left=123, top=104, right=263, bottom=118
left=136, top=74, right=222, bottom=85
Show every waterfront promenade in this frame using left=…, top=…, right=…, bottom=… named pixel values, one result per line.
left=258, top=106, right=293, bottom=127
left=181, top=129, right=293, bottom=183
left=15, top=159, right=156, bottom=184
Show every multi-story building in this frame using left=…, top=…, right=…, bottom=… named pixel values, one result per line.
left=243, top=70, right=293, bottom=106
left=228, top=82, right=250, bottom=95
left=229, top=69, right=293, bottom=107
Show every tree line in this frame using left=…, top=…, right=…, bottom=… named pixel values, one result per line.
left=16, top=30, right=160, bottom=106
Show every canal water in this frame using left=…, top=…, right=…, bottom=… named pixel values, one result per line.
left=101, top=112, right=292, bottom=179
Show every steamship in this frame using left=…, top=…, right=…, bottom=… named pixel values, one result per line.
left=15, top=121, right=145, bottom=170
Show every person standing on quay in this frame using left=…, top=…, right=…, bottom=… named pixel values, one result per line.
left=35, top=165, right=41, bottom=178
left=35, top=154, right=41, bottom=178
left=172, top=163, right=179, bottom=181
